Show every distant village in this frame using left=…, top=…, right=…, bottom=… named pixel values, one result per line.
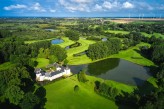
left=35, top=63, right=71, bottom=81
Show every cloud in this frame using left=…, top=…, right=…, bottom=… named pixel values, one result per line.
left=123, top=2, right=134, bottom=9
left=70, top=0, right=92, bottom=3
left=4, top=3, right=46, bottom=12
left=49, top=9, right=56, bottom=12
left=29, top=3, right=46, bottom=12
left=102, top=1, right=112, bottom=9
left=137, top=2, right=154, bottom=10
left=4, top=4, right=27, bottom=10
left=158, top=5, right=164, bottom=10
left=94, top=4, right=103, bottom=11
left=59, top=0, right=90, bottom=12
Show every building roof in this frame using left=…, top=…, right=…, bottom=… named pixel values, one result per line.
left=36, top=65, right=70, bottom=77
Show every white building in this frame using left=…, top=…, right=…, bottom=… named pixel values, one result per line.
left=35, top=65, right=71, bottom=81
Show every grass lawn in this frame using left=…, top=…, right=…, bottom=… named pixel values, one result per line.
left=44, top=75, right=135, bottom=109
left=65, top=41, right=155, bottom=66
left=105, top=30, right=129, bottom=34
left=57, top=37, right=74, bottom=48
left=0, top=62, right=15, bottom=71
left=25, top=38, right=56, bottom=44
left=57, top=37, right=95, bottom=65
left=35, top=58, right=49, bottom=68
left=108, top=42, right=155, bottom=67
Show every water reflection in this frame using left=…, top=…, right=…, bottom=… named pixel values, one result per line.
left=69, top=58, right=151, bottom=86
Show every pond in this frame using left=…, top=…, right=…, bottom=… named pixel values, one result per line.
left=69, top=58, right=151, bottom=86
left=44, top=29, right=55, bottom=32
left=51, top=39, right=64, bottom=44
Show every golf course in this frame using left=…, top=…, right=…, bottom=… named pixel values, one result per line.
left=44, top=75, right=136, bottom=109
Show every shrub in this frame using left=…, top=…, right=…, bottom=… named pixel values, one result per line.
left=74, top=85, right=79, bottom=92
left=69, top=42, right=81, bottom=48
left=73, top=51, right=86, bottom=57
left=77, top=69, right=88, bottom=82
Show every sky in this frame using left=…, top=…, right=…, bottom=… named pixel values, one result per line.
left=0, top=0, right=164, bottom=17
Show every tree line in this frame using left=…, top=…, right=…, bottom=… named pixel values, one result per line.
left=87, top=38, right=121, bottom=60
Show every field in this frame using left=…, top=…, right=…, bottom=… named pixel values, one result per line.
left=25, top=38, right=56, bottom=44
left=110, top=18, right=164, bottom=24
left=109, top=42, right=155, bottom=66
left=57, top=37, right=95, bottom=65
left=44, top=75, right=135, bottom=109
left=105, top=30, right=129, bottom=34
left=106, top=30, right=164, bottom=39
left=35, top=58, right=50, bottom=68
left=31, top=36, right=155, bottom=67
left=62, top=39, right=155, bottom=66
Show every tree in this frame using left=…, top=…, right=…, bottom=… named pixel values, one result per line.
left=50, top=45, right=67, bottom=62
left=5, top=85, right=24, bottom=105
left=38, top=48, right=45, bottom=58
left=77, top=69, right=88, bottom=82
left=74, top=85, right=79, bottom=92
left=34, top=87, right=47, bottom=109
left=20, top=92, right=39, bottom=109
left=64, top=30, right=80, bottom=42
left=49, top=55, right=58, bottom=64
left=0, top=67, right=32, bottom=106
left=87, top=39, right=121, bottom=60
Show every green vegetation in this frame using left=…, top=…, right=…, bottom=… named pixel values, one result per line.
left=63, top=41, right=154, bottom=66
left=88, top=39, right=121, bottom=60
left=105, top=30, right=129, bottom=34
left=35, top=58, right=49, bottom=68
left=44, top=75, right=135, bottom=109
left=65, top=38, right=95, bottom=64
left=0, top=18, right=163, bottom=109
left=25, top=38, right=55, bottom=44
left=109, top=43, right=155, bottom=66
left=0, top=62, right=15, bottom=71
left=64, top=30, right=80, bottom=42
left=58, top=37, right=75, bottom=48
left=77, top=69, right=88, bottom=82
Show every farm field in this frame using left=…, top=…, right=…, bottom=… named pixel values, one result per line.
left=106, top=30, right=164, bottom=39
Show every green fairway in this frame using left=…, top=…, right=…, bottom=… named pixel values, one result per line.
left=105, top=30, right=129, bottom=34
left=57, top=37, right=95, bottom=65
left=108, top=42, right=155, bottom=66
left=57, top=37, right=74, bottom=48
left=66, top=38, right=95, bottom=57
left=0, top=62, right=15, bottom=71
left=35, top=58, right=49, bottom=68
left=44, top=75, right=135, bottom=109
left=65, top=41, right=155, bottom=66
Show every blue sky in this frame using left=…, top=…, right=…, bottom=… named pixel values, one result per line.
left=0, top=0, right=164, bottom=17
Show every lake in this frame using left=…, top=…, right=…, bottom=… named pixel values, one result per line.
left=51, top=39, right=64, bottom=44
left=69, top=58, right=151, bottom=86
